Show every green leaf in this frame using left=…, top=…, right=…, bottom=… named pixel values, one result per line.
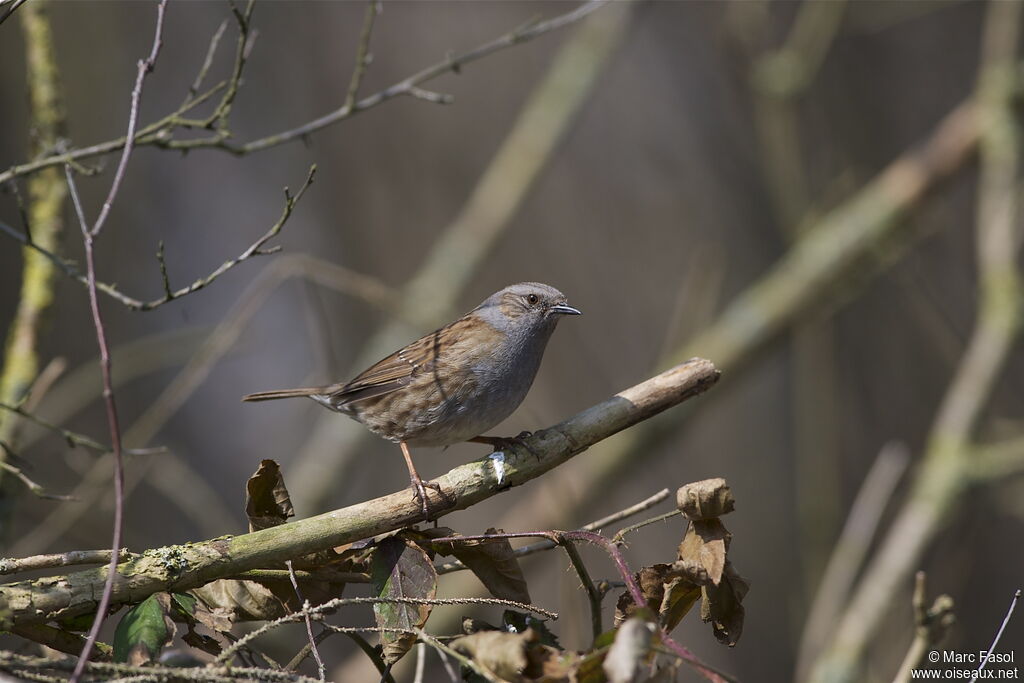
left=370, top=536, right=437, bottom=664
left=170, top=592, right=197, bottom=617
left=113, top=593, right=174, bottom=664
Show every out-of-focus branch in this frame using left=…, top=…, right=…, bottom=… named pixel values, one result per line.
left=423, top=71, right=985, bottom=646
left=289, top=0, right=635, bottom=512
left=891, top=572, right=955, bottom=683
left=0, top=0, right=608, bottom=185
left=0, top=358, right=718, bottom=629
left=0, top=0, right=68, bottom=494
left=810, top=2, right=1023, bottom=680
left=796, top=443, right=910, bottom=681
left=492, top=85, right=982, bottom=549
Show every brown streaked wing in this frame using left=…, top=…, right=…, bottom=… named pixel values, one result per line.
left=328, top=323, right=455, bottom=406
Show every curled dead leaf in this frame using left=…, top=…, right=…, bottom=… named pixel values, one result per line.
left=700, top=562, right=749, bottom=647
left=245, top=459, right=294, bottom=532
left=676, top=478, right=734, bottom=520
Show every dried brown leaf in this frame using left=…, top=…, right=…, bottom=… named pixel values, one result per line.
left=451, top=629, right=536, bottom=681
left=700, top=561, right=749, bottom=647
left=421, top=527, right=532, bottom=604
left=676, top=478, right=734, bottom=520
left=245, top=459, right=294, bottom=532
left=190, top=579, right=288, bottom=623
left=677, top=519, right=730, bottom=586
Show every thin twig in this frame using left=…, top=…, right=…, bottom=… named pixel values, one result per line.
left=415, top=628, right=500, bottom=683
left=559, top=539, right=604, bottom=641
left=431, top=528, right=728, bottom=681
left=0, top=164, right=315, bottom=311
left=0, top=0, right=607, bottom=183
left=0, top=548, right=135, bottom=576
left=0, top=442, right=73, bottom=500
left=971, top=589, right=1021, bottom=682
left=412, top=642, right=426, bottom=683
left=215, top=595, right=558, bottom=666
left=892, top=572, right=955, bottom=683
left=344, top=0, right=380, bottom=110
left=185, top=18, right=229, bottom=103
left=65, top=3, right=168, bottom=679
left=0, top=653, right=323, bottom=683
left=612, top=509, right=683, bottom=545
left=436, top=487, right=671, bottom=574
left=0, top=401, right=113, bottom=453
left=286, top=560, right=325, bottom=681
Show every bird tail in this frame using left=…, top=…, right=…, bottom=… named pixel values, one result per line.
left=241, top=387, right=324, bottom=402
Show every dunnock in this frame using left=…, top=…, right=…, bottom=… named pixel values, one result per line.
left=243, top=282, right=581, bottom=519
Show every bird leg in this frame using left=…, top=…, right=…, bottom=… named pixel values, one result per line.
left=469, top=432, right=540, bottom=459
left=399, top=441, right=448, bottom=521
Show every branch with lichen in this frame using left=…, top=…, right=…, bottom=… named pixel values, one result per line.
left=0, top=0, right=69, bottom=490
left=0, top=358, right=717, bottom=630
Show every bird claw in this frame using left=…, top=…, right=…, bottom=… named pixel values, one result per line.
left=409, top=477, right=453, bottom=521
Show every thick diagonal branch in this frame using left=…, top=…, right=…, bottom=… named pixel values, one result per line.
left=0, top=358, right=718, bottom=629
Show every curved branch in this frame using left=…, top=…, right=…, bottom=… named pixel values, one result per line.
left=0, top=358, right=718, bottom=629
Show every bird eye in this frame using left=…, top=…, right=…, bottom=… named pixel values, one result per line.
left=526, top=294, right=539, bottom=305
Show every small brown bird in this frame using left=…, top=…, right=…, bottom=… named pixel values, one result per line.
left=243, top=282, right=581, bottom=519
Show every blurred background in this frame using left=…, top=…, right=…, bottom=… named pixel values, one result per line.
left=1, top=1, right=1022, bottom=681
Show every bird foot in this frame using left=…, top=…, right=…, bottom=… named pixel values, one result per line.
left=409, top=476, right=453, bottom=522
left=470, top=432, right=540, bottom=460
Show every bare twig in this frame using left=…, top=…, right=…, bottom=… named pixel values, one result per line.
left=413, top=642, right=426, bottom=683
left=0, top=548, right=135, bottom=576
left=0, top=653, right=322, bottom=683
left=0, top=1, right=608, bottom=184
left=415, top=628, right=500, bottom=683
left=971, top=589, right=1021, bottom=683
left=436, top=487, right=671, bottom=575
left=215, top=595, right=557, bottom=667
left=0, top=401, right=129, bottom=454
left=286, top=560, right=325, bottom=681
left=611, top=509, right=684, bottom=545
left=64, top=3, right=168, bottom=679
left=892, top=572, right=955, bottom=683
left=559, top=539, right=604, bottom=641
left=0, top=165, right=315, bottom=310
left=0, top=442, right=72, bottom=500
left=184, top=18, right=229, bottom=104
left=344, top=0, right=380, bottom=109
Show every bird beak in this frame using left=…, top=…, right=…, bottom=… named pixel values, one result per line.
left=550, top=303, right=582, bottom=316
